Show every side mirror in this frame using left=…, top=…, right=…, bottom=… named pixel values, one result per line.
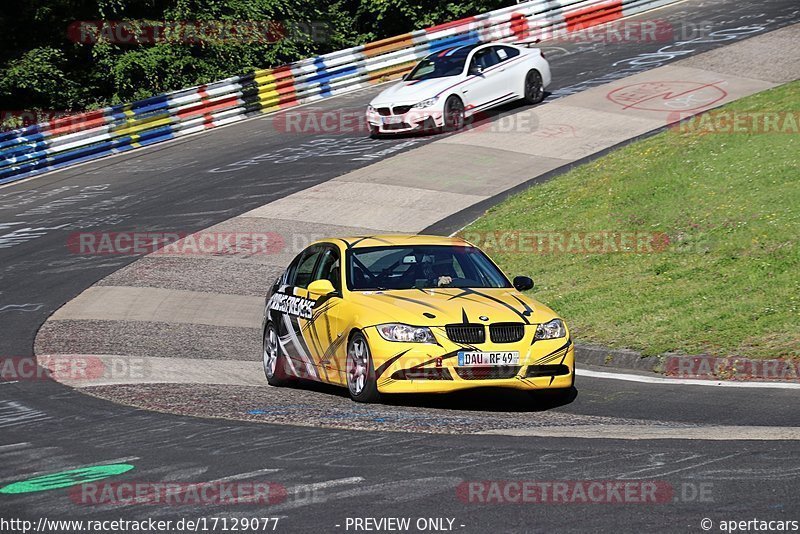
left=513, top=276, right=534, bottom=291
left=308, top=279, right=336, bottom=297
left=469, top=65, right=483, bottom=76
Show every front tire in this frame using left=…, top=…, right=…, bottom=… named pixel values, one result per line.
left=523, top=69, right=545, bottom=105
left=346, top=331, right=381, bottom=403
left=443, top=96, right=465, bottom=132
left=368, top=125, right=380, bottom=139
left=263, top=322, right=291, bottom=387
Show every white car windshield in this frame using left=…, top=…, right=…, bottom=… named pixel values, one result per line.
left=405, top=45, right=477, bottom=81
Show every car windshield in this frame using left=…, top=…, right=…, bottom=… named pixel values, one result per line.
left=347, top=245, right=511, bottom=291
left=405, top=46, right=475, bottom=81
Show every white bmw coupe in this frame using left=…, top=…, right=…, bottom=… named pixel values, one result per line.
left=366, top=42, right=551, bottom=137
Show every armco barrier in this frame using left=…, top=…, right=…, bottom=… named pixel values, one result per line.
left=0, top=0, right=679, bottom=185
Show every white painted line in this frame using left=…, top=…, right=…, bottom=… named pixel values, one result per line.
left=0, top=442, right=30, bottom=451
left=206, top=468, right=281, bottom=484
left=235, top=477, right=365, bottom=505
left=296, top=477, right=365, bottom=491
left=649, top=453, right=742, bottom=478
left=577, top=368, right=800, bottom=389
left=116, top=468, right=288, bottom=508
left=479, top=425, right=800, bottom=441
left=0, top=381, right=19, bottom=386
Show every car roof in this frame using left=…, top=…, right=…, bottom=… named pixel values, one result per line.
left=313, top=234, right=474, bottom=249
left=424, top=42, right=523, bottom=61
left=425, top=43, right=480, bottom=61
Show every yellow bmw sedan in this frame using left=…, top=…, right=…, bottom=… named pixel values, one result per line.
left=261, top=234, right=574, bottom=402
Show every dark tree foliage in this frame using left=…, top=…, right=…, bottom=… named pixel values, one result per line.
left=0, top=0, right=507, bottom=122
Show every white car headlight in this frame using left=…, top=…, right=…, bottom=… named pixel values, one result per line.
left=377, top=323, right=436, bottom=343
left=534, top=319, right=566, bottom=340
left=412, top=97, right=438, bottom=108
left=367, top=104, right=377, bottom=113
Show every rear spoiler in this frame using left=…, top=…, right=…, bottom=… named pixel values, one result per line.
left=516, top=39, right=542, bottom=48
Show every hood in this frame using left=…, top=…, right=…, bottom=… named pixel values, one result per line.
left=349, top=287, right=558, bottom=327
left=370, top=77, right=461, bottom=106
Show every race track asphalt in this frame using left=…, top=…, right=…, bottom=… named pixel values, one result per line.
left=1, top=0, right=799, bottom=531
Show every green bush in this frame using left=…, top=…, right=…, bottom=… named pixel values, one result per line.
left=0, top=0, right=507, bottom=124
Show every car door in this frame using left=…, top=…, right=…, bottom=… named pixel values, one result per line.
left=273, top=245, right=324, bottom=381
left=305, top=244, right=347, bottom=385
left=491, top=45, right=525, bottom=98
left=460, top=47, right=505, bottom=113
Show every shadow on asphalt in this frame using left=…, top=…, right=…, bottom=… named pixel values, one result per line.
left=286, top=378, right=578, bottom=412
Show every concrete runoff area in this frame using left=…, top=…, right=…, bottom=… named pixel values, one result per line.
left=242, top=181, right=486, bottom=232
left=36, top=320, right=260, bottom=361
left=331, top=143, right=568, bottom=196
left=49, top=286, right=264, bottom=329
left=37, top=355, right=264, bottom=388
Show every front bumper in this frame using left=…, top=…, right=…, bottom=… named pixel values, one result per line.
left=363, top=326, right=575, bottom=394
left=366, top=108, right=444, bottom=134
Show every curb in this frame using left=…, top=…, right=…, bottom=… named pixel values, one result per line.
left=576, top=344, right=800, bottom=383
left=575, top=344, right=661, bottom=373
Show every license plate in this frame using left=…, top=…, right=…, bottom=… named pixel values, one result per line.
left=457, top=351, right=519, bottom=367
left=382, top=116, right=403, bottom=125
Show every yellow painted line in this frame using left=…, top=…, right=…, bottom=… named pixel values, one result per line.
left=254, top=71, right=277, bottom=86
left=258, top=95, right=282, bottom=108
left=111, top=115, right=173, bottom=136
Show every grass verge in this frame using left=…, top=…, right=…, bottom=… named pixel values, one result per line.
left=463, top=81, right=799, bottom=359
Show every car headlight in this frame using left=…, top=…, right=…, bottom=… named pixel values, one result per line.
left=534, top=319, right=566, bottom=340
left=412, top=97, right=438, bottom=108
left=367, top=104, right=376, bottom=113
left=377, top=323, right=436, bottom=343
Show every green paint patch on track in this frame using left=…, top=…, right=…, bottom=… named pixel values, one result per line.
left=0, top=463, right=135, bottom=494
